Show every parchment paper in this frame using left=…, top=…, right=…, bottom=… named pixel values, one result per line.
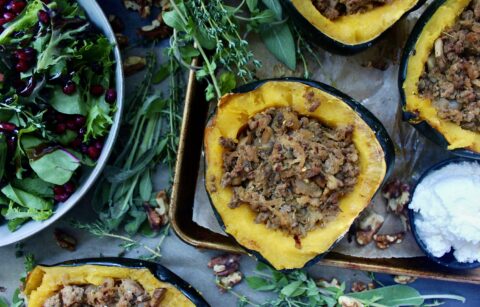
left=192, top=9, right=453, bottom=258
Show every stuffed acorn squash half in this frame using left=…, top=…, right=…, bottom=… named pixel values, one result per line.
left=282, top=0, right=426, bottom=54
left=23, top=258, right=209, bottom=307
left=204, top=79, right=394, bottom=270
left=400, top=0, right=480, bottom=157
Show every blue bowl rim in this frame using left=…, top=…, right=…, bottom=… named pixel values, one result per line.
left=408, top=157, right=480, bottom=270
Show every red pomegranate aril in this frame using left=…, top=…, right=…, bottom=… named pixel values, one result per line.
left=15, top=60, right=29, bottom=72
left=66, top=120, right=76, bottom=130
left=87, top=146, right=100, bottom=160
left=70, top=138, right=82, bottom=148
left=53, top=185, right=65, bottom=195
left=90, top=84, right=104, bottom=96
left=80, top=144, right=89, bottom=153
left=74, top=115, right=86, bottom=127
left=63, top=81, right=76, bottom=95
left=0, top=18, right=7, bottom=26
left=14, top=49, right=27, bottom=61
left=55, top=123, right=66, bottom=134
left=18, top=77, right=35, bottom=96
left=54, top=193, right=69, bottom=202
left=78, top=127, right=86, bottom=136
left=105, top=88, right=117, bottom=103
left=9, top=1, right=25, bottom=13
left=3, top=12, right=14, bottom=22
left=6, top=136, right=16, bottom=152
left=64, top=182, right=75, bottom=194
left=38, top=10, right=49, bottom=24
left=94, top=139, right=103, bottom=150
left=0, top=122, right=16, bottom=132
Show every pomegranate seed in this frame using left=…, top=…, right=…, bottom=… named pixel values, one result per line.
left=63, top=81, right=76, bottom=95
left=94, top=139, right=103, bottom=150
left=105, top=88, right=117, bottom=103
left=54, top=193, right=69, bottom=202
left=87, top=146, right=100, bottom=160
left=14, top=49, right=28, bottom=61
left=8, top=1, right=25, bottom=13
left=91, top=62, right=102, bottom=74
left=3, top=12, right=15, bottom=22
left=64, top=182, right=75, bottom=194
left=18, top=77, right=35, bottom=96
left=0, top=18, right=7, bottom=26
left=24, top=47, right=35, bottom=57
left=78, top=127, right=86, bottom=136
left=66, top=120, right=76, bottom=130
left=0, top=122, right=16, bottom=132
left=74, top=115, right=85, bottom=127
left=6, top=135, right=16, bottom=152
left=38, top=10, right=49, bottom=24
left=70, top=138, right=82, bottom=148
left=55, top=123, right=66, bottom=134
left=80, top=144, right=88, bottom=153
left=90, top=84, right=104, bottom=96
left=0, top=0, right=7, bottom=7
left=15, top=60, right=29, bottom=72
left=53, top=185, right=65, bottom=195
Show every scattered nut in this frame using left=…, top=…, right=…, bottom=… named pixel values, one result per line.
left=54, top=228, right=77, bottom=251
left=394, top=275, right=417, bottom=285
left=317, top=278, right=340, bottom=288
left=123, top=0, right=151, bottom=18
left=208, top=254, right=243, bottom=291
left=144, top=197, right=168, bottom=231
left=367, top=282, right=375, bottom=290
left=108, top=14, right=124, bottom=32
left=137, top=14, right=172, bottom=40
left=382, top=180, right=411, bottom=215
left=373, top=232, right=405, bottom=249
left=115, top=33, right=129, bottom=49
left=338, top=296, right=365, bottom=307
left=217, top=271, right=243, bottom=290
left=123, top=56, right=147, bottom=76
left=351, top=281, right=367, bottom=292
left=355, top=209, right=384, bottom=246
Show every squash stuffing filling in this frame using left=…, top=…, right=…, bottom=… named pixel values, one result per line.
left=312, top=0, right=393, bottom=20
left=220, top=107, right=360, bottom=242
left=418, top=0, right=480, bottom=132
left=43, top=278, right=166, bottom=307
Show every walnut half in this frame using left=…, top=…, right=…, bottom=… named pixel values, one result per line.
left=355, top=209, right=384, bottom=246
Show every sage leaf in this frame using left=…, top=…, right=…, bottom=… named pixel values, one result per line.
left=162, top=10, right=186, bottom=31
left=280, top=280, right=303, bottom=297
left=1, top=184, right=53, bottom=210
left=347, top=285, right=423, bottom=306
left=260, top=23, right=296, bottom=70
left=261, top=0, right=282, bottom=20
left=139, top=170, right=152, bottom=202
left=246, top=276, right=276, bottom=291
left=247, top=0, right=258, bottom=12
left=29, top=149, right=81, bottom=185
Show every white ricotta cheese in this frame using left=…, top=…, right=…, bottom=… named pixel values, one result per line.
left=409, top=161, right=480, bottom=263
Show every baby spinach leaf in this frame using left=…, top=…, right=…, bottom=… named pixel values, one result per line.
left=49, top=88, right=87, bottom=115
left=29, top=149, right=80, bottom=185
left=12, top=177, right=53, bottom=198
left=1, top=184, right=53, bottom=210
left=260, top=23, right=296, bottom=70
left=347, top=285, right=423, bottom=306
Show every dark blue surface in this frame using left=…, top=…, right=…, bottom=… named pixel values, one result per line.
left=98, top=1, right=480, bottom=306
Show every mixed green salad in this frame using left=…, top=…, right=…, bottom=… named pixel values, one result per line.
left=0, top=0, right=116, bottom=231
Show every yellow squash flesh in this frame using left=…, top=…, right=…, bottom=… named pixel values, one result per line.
left=24, top=265, right=194, bottom=307
left=290, top=0, right=419, bottom=46
left=204, top=81, right=387, bottom=270
left=402, top=0, right=480, bottom=152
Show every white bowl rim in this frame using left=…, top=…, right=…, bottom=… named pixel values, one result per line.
left=0, top=0, right=124, bottom=247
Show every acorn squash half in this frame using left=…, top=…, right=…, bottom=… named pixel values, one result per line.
left=23, top=258, right=209, bottom=307
left=204, top=79, right=394, bottom=270
left=281, top=0, right=426, bottom=54
left=399, top=0, right=480, bottom=157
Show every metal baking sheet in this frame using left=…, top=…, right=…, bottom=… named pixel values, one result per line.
left=169, top=60, right=480, bottom=285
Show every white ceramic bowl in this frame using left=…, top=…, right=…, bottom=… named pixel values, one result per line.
left=0, top=0, right=123, bottom=247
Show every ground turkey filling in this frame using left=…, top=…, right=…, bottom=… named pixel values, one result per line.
left=312, top=0, right=392, bottom=20
left=418, top=1, right=480, bottom=132
left=220, top=107, right=360, bottom=242
left=43, top=278, right=166, bottom=307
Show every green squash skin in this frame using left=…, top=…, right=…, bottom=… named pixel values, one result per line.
left=44, top=258, right=210, bottom=307
left=399, top=0, right=480, bottom=159
left=281, top=0, right=427, bottom=55
left=205, top=78, right=395, bottom=270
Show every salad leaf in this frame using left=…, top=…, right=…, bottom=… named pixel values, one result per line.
left=56, top=130, right=78, bottom=146
left=85, top=98, right=113, bottom=140
left=0, top=0, right=45, bottom=44
left=2, top=202, right=53, bottom=221
left=12, top=177, right=54, bottom=198
left=1, top=184, right=53, bottom=211
left=56, top=0, right=85, bottom=18
left=49, top=87, right=87, bottom=115
left=7, top=218, right=28, bottom=232
left=29, top=149, right=81, bottom=185
left=0, top=134, right=7, bottom=180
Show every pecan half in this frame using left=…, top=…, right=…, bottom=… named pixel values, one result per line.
left=54, top=228, right=77, bottom=251
left=382, top=180, right=411, bottom=215
left=108, top=14, right=124, bottom=33
left=393, top=275, right=417, bottom=285
left=144, top=192, right=169, bottom=231
left=373, top=232, right=405, bottom=249
left=355, top=209, right=384, bottom=246
left=208, top=254, right=241, bottom=276
left=351, top=281, right=367, bottom=292
left=123, top=0, right=152, bottom=18
left=338, top=296, right=365, bottom=307
left=123, top=56, right=147, bottom=76
left=115, top=33, right=129, bottom=49
left=317, top=278, right=340, bottom=289
left=137, top=14, right=171, bottom=40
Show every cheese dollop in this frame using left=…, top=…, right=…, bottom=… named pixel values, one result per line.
left=409, top=161, right=480, bottom=263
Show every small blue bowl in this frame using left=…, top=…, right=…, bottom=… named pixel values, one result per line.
left=408, top=157, right=480, bottom=270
